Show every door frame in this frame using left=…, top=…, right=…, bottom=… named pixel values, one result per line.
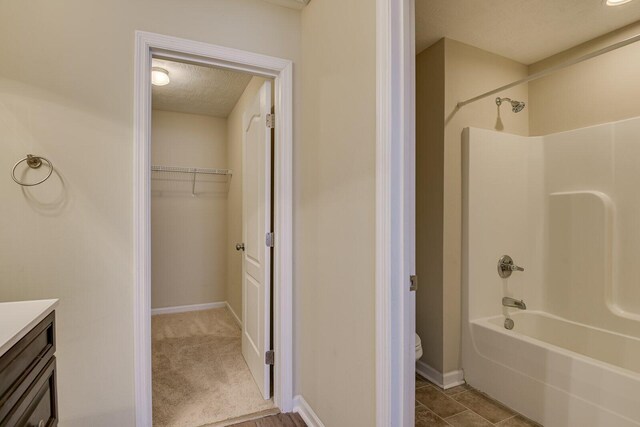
left=133, top=31, right=294, bottom=426
left=375, top=0, right=416, bottom=426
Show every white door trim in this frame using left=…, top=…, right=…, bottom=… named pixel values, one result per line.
left=376, top=0, right=416, bottom=426
left=133, top=31, right=294, bottom=426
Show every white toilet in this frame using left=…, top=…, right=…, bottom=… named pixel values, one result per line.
left=415, top=333, right=423, bottom=361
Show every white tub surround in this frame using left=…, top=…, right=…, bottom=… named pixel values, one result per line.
left=462, top=119, right=640, bottom=427
left=0, top=299, right=59, bottom=357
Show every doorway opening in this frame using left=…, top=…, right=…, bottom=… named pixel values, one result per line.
left=150, top=57, right=275, bottom=426
left=134, top=32, right=293, bottom=427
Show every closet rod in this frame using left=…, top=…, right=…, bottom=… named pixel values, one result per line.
left=457, top=33, right=640, bottom=109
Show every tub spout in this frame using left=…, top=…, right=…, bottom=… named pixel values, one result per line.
left=502, top=297, right=526, bottom=310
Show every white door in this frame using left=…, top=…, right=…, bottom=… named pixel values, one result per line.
left=242, top=81, right=272, bottom=399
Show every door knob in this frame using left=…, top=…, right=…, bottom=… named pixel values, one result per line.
left=236, top=243, right=245, bottom=251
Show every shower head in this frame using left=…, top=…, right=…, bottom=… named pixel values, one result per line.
left=512, top=101, right=526, bottom=113
left=496, top=97, right=526, bottom=113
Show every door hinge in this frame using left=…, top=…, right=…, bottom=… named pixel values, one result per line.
left=410, top=275, right=418, bottom=292
left=266, top=232, right=274, bottom=248
left=266, top=113, right=275, bottom=129
left=265, top=350, right=274, bottom=365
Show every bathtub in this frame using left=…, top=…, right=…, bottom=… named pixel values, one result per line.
left=462, top=124, right=640, bottom=426
left=464, top=310, right=640, bottom=427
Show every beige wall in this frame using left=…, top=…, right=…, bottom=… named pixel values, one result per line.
left=297, top=0, right=376, bottom=425
left=151, top=110, right=228, bottom=309
left=225, top=76, right=267, bottom=320
left=416, top=40, right=445, bottom=372
left=0, top=1, right=300, bottom=425
left=416, top=38, right=529, bottom=374
left=529, top=21, right=640, bottom=136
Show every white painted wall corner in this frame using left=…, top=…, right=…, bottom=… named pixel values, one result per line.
left=293, top=395, right=325, bottom=427
left=416, top=360, right=465, bottom=390
left=375, top=0, right=416, bottom=425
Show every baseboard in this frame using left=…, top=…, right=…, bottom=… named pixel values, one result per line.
left=293, top=395, right=325, bottom=427
left=416, top=360, right=443, bottom=387
left=443, top=369, right=465, bottom=389
left=225, top=302, right=242, bottom=327
left=151, top=301, right=226, bottom=316
left=416, top=360, right=465, bottom=390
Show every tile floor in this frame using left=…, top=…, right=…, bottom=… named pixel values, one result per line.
left=415, top=375, right=541, bottom=427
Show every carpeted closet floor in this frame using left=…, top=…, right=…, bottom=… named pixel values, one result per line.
left=152, top=307, right=274, bottom=427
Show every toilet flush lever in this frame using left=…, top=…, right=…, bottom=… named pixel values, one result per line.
left=497, top=255, right=524, bottom=278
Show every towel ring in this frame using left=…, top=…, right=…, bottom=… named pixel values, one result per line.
left=11, top=154, right=54, bottom=187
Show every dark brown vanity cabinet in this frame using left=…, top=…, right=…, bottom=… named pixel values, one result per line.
left=0, top=313, right=58, bottom=427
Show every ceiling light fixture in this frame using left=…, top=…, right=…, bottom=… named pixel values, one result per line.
left=606, top=0, right=633, bottom=6
left=151, top=67, right=170, bottom=86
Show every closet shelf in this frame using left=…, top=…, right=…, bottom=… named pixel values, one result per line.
left=151, top=165, right=232, bottom=196
left=151, top=165, right=232, bottom=176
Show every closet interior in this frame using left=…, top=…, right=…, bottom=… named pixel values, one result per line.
left=150, top=57, right=275, bottom=427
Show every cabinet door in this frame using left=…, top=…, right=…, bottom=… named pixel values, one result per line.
left=0, top=313, right=55, bottom=424
left=1, top=358, right=58, bottom=427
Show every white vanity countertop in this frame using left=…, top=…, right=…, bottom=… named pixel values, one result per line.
left=0, top=299, right=59, bottom=358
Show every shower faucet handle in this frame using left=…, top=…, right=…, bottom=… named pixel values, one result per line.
left=498, top=255, right=524, bottom=278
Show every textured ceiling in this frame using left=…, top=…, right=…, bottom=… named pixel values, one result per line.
left=152, top=59, right=252, bottom=118
left=416, top=0, right=640, bottom=64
